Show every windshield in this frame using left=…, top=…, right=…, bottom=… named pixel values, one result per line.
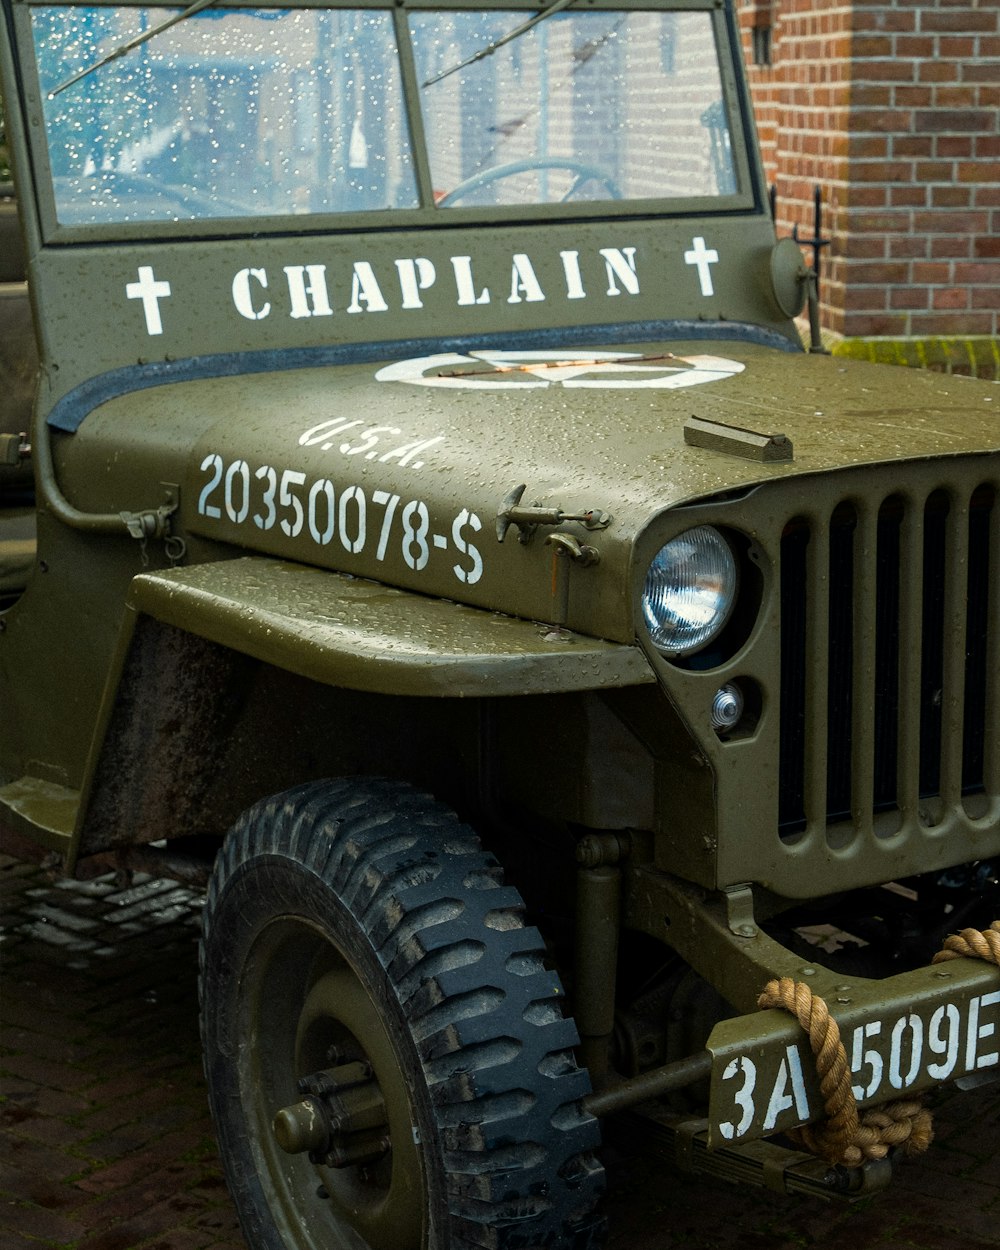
left=27, top=3, right=739, bottom=228
left=31, top=5, right=419, bottom=222
left=413, top=10, right=733, bottom=206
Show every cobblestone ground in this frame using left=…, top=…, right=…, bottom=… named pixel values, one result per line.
left=2, top=853, right=998, bottom=1250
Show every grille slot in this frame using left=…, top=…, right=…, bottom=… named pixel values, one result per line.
left=779, top=481, right=998, bottom=842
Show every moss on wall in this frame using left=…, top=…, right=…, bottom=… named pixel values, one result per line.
left=830, top=336, right=1000, bottom=382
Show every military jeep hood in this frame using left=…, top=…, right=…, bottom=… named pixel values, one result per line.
left=57, top=338, right=1000, bottom=644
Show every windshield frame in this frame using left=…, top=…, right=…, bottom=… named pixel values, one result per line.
left=13, top=0, right=760, bottom=243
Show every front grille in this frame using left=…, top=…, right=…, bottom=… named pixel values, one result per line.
left=779, top=477, right=999, bottom=842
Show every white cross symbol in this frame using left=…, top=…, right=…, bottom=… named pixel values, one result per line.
left=126, top=266, right=172, bottom=336
left=684, top=236, right=720, bottom=297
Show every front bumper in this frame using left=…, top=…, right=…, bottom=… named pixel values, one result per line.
left=624, top=868, right=999, bottom=1150
left=706, top=944, right=999, bottom=1147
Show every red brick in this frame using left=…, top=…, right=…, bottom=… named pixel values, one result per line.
left=962, top=60, right=1000, bottom=84
left=888, top=236, right=930, bottom=260
left=847, top=286, right=892, bottom=312
left=74, top=1127, right=208, bottom=1195
left=890, top=287, right=930, bottom=311
left=894, top=36, right=936, bottom=60
left=891, top=134, right=934, bottom=158
left=913, top=210, right=990, bottom=234
left=890, top=186, right=928, bottom=209
left=843, top=235, right=888, bottom=260
left=914, top=161, right=958, bottom=182
left=1, top=1128, right=84, bottom=1180
left=846, top=209, right=913, bottom=233
left=953, top=262, right=1000, bottom=286
left=0, top=1235, right=59, bottom=1250
left=932, top=286, right=971, bottom=310
left=841, top=312, right=910, bottom=336
left=935, top=85, right=992, bottom=109
left=852, top=36, right=894, bottom=58
left=931, top=185, right=974, bottom=208
left=849, top=135, right=890, bottom=158
left=81, top=1071, right=153, bottom=1105
left=936, top=36, right=979, bottom=58
left=936, top=135, right=975, bottom=158
left=4, top=1112, right=94, bottom=1149
left=0, top=1197, right=87, bottom=1244
left=912, top=257, right=955, bottom=281
left=975, top=186, right=1000, bottom=211
left=915, top=109, right=996, bottom=133
left=74, top=1200, right=214, bottom=1250
left=851, top=84, right=896, bottom=108
left=0, top=1051, right=94, bottom=1093
left=918, top=61, right=961, bottom=84
left=921, top=10, right=998, bottom=34
left=957, top=159, right=998, bottom=182
left=909, top=310, right=995, bottom=334
left=930, top=235, right=973, bottom=259
left=862, top=58, right=918, bottom=83
left=970, top=287, right=1000, bottom=312
left=852, top=9, right=917, bottom=35
left=895, top=86, right=935, bottom=108
left=852, top=160, right=915, bottom=183
left=0, top=1160, right=90, bottom=1213
left=848, top=185, right=890, bottom=208
left=853, top=261, right=913, bottom=286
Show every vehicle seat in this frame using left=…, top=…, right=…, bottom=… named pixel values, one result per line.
left=0, top=506, right=36, bottom=607
left=0, top=189, right=39, bottom=602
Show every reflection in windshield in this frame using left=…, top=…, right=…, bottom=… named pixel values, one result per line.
left=32, top=5, right=418, bottom=223
left=47, top=0, right=221, bottom=99
left=421, top=0, right=579, bottom=88
left=30, top=5, right=736, bottom=227
left=411, top=10, right=734, bottom=206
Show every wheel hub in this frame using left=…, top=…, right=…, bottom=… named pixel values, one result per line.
left=273, top=1060, right=390, bottom=1169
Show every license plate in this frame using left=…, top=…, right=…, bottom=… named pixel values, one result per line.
left=707, top=970, right=1000, bottom=1148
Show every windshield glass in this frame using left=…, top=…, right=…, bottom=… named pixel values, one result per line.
left=31, top=4, right=418, bottom=223
left=28, top=3, right=738, bottom=228
left=412, top=9, right=734, bottom=206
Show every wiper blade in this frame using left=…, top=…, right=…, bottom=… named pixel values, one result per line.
left=49, top=0, right=218, bottom=98
left=422, top=0, right=578, bottom=88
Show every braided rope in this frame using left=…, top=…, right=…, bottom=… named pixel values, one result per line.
left=757, top=976, right=934, bottom=1166
left=757, top=921, right=1000, bottom=1167
left=932, top=920, right=1000, bottom=966
left=757, top=977, right=863, bottom=1165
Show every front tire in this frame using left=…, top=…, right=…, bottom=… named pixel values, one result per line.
left=200, top=778, right=604, bottom=1250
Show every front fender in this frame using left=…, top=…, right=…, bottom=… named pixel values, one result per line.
left=126, top=556, right=654, bottom=698
left=68, top=557, right=653, bottom=867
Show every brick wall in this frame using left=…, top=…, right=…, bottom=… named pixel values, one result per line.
left=738, top=0, right=999, bottom=343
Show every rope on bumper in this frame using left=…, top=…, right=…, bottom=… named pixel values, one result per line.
left=756, top=977, right=860, bottom=1165
left=757, top=921, right=1000, bottom=1168
left=931, top=920, right=1000, bottom=966
left=756, top=977, right=932, bottom=1167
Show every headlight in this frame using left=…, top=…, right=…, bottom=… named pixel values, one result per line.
left=642, top=526, right=738, bottom=656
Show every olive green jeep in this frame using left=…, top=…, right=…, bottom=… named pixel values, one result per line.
left=1, top=2, right=997, bottom=1247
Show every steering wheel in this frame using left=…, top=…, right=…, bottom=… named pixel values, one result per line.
left=437, top=157, right=622, bottom=207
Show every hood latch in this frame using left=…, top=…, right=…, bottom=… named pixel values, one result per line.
left=496, top=483, right=613, bottom=544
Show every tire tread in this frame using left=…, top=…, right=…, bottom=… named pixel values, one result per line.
left=201, top=777, right=604, bottom=1250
